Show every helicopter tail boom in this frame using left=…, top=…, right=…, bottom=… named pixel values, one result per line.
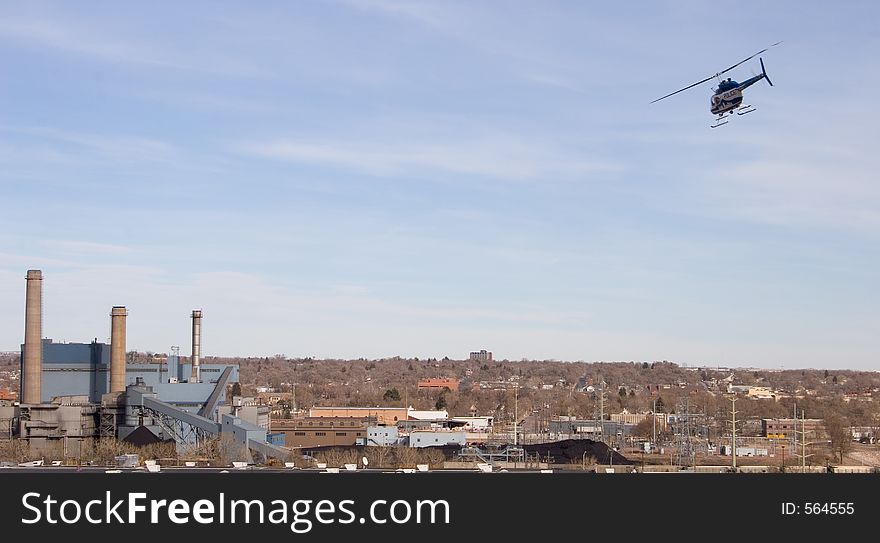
left=760, top=57, right=773, bottom=86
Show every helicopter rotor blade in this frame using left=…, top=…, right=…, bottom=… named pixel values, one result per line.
left=650, top=74, right=718, bottom=104
left=717, top=41, right=782, bottom=78
left=650, top=41, right=782, bottom=104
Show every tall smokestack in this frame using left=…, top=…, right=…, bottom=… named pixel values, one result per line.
left=110, top=306, right=128, bottom=393
left=190, top=309, right=202, bottom=383
left=22, top=269, right=43, bottom=404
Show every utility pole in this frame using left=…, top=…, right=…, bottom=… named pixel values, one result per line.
left=652, top=398, right=657, bottom=453
left=598, top=376, right=606, bottom=444
left=801, top=410, right=807, bottom=472
left=796, top=410, right=813, bottom=473
left=781, top=444, right=785, bottom=472
left=729, top=396, right=738, bottom=471
left=513, top=384, right=518, bottom=447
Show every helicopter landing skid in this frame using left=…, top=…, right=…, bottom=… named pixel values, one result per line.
left=710, top=114, right=730, bottom=128
left=737, top=105, right=756, bottom=115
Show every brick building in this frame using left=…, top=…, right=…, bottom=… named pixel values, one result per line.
left=271, top=417, right=369, bottom=448
left=417, top=378, right=460, bottom=392
left=762, top=418, right=826, bottom=439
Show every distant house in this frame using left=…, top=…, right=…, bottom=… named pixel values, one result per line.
left=728, top=384, right=776, bottom=399
left=746, top=386, right=776, bottom=400
left=257, top=392, right=292, bottom=405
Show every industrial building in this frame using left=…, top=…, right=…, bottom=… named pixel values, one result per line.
left=270, top=407, right=456, bottom=448
left=762, top=418, right=826, bottom=439
left=360, top=414, right=490, bottom=448
left=271, top=417, right=369, bottom=448
left=36, top=339, right=238, bottom=413
left=409, top=429, right=467, bottom=448
left=363, top=419, right=469, bottom=448
left=366, top=425, right=404, bottom=446
left=308, top=406, right=409, bottom=425
left=4, top=269, right=289, bottom=462
left=219, top=396, right=270, bottom=430
left=609, top=409, right=668, bottom=430
left=548, top=417, right=635, bottom=439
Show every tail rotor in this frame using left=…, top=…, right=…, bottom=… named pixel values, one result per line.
left=760, top=57, right=773, bottom=87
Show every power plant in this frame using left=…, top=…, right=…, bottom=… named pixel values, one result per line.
left=0, top=269, right=288, bottom=462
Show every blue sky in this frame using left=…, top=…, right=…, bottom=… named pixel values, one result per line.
left=1, top=1, right=877, bottom=368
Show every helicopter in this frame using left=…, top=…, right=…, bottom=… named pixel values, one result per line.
left=651, top=42, right=782, bottom=128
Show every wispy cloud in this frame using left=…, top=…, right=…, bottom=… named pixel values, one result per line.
left=236, top=136, right=614, bottom=180
left=704, top=159, right=880, bottom=230
left=0, top=125, right=175, bottom=164
left=680, top=113, right=880, bottom=233
left=0, top=252, right=73, bottom=270
left=0, top=17, right=265, bottom=77
left=339, top=0, right=607, bottom=91
left=522, top=72, right=583, bottom=92
left=128, top=88, right=286, bottom=115
left=338, top=0, right=454, bottom=27
left=42, top=240, right=133, bottom=256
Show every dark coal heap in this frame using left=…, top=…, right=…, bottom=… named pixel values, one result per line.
left=524, top=439, right=633, bottom=465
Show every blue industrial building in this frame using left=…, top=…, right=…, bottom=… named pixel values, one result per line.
left=32, top=339, right=239, bottom=417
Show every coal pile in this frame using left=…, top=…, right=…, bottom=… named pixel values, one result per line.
left=121, top=425, right=175, bottom=447
left=524, top=439, right=632, bottom=465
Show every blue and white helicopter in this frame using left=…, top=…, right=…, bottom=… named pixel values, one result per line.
left=651, top=42, right=781, bottom=128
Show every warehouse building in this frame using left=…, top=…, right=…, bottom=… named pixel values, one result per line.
left=271, top=417, right=368, bottom=448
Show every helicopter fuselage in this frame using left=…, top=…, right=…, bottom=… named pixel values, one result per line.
left=709, top=74, right=767, bottom=115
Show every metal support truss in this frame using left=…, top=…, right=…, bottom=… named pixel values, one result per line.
left=99, top=410, right=117, bottom=439
left=135, top=405, right=215, bottom=447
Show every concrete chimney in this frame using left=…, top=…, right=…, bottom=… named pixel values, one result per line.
left=190, top=309, right=202, bottom=383
left=22, top=269, right=43, bottom=404
left=110, top=306, right=128, bottom=393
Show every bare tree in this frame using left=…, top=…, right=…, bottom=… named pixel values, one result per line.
left=823, top=413, right=853, bottom=464
left=365, top=446, right=394, bottom=468
left=218, top=433, right=251, bottom=465
left=631, top=418, right=654, bottom=439
left=0, top=438, right=30, bottom=462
